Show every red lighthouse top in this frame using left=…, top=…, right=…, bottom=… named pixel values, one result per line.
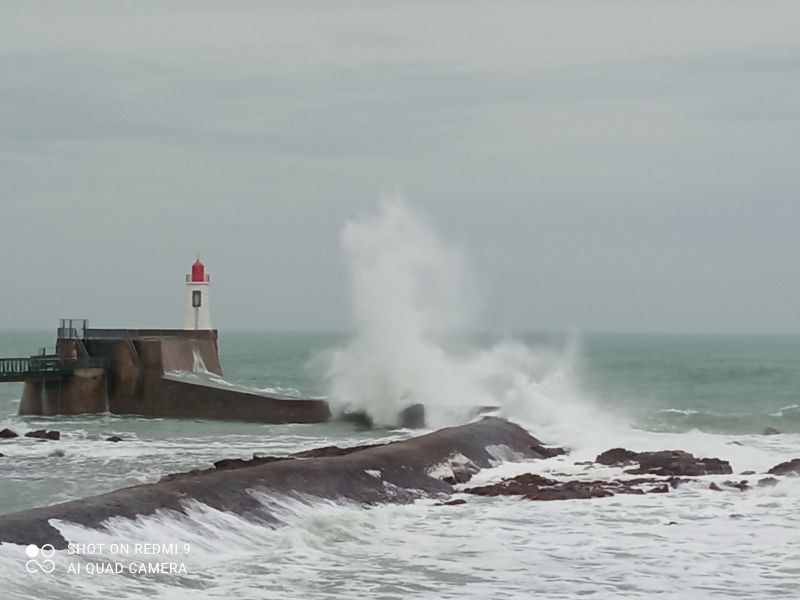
left=188, top=258, right=210, bottom=283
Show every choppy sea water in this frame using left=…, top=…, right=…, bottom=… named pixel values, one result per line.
left=1, top=330, right=800, bottom=599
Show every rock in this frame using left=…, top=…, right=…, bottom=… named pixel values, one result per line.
left=0, top=453, right=4, bottom=457
left=767, top=458, right=800, bottom=476
left=595, top=448, right=639, bottom=466
left=435, top=498, right=467, bottom=506
left=762, top=427, right=781, bottom=436
left=724, top=480, right=750, bottom=491
left=525, top=487, right=614, bottom=501
left=24, top=430, right=60, bottom=441
left=728, top=441, right=744, bottom=446
left=625, top=450, right=732, bottom=477
left=465, top=472, right=665, bottom=501
left=105, top=436, right=123, bottom=442
left=537, top=445, right=568, bottom=459
left=709, top=482, right=722, bottom=491
left=465, top=473, right=558, bottom=497
left=213, top=456, right=289, bottom=471
left=0, top=428, right=19, bottom=439
left=293, top=442, right=382, bottom=459
left=757, top=477, right=779, bottom=487
left=740, top=470, right=756, bottom=475
left=399, top=403, right=426, bottom=429
left=48, top=449, right=65, bottom=458
left=574, top=461, right=594, bottom=466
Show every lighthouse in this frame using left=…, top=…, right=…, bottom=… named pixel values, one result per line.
left=184, top=257, right=212, bottom=330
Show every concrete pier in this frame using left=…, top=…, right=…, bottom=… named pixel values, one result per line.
left=16, top=323, right=330, bottom=423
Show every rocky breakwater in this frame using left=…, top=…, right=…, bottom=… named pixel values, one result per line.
left=0, top=417, right=564, bottom=549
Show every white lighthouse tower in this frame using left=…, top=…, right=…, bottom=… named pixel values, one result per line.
left=184, top=257, right=212, bottom=330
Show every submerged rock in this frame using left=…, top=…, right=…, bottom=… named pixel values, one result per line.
left=757, top=477, right=779, bottom=487
left=767, top=458, right=800, bottom=476
left=106, top=436, right=123, bottom=443
left=0, top=428, right=18, bottom=439
left=762, top=427, right=781, bottom=436
left=709, top=482, right=722, bottom=491
left=25, top=430, right=60, bottom=441
left=435, top=498, right=467, bottom=506
left=723, top=480, right=750, bottom=492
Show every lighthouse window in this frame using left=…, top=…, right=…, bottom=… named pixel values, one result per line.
left=192, top=291, right=202, bottom=308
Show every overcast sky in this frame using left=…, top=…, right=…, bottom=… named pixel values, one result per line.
left=1, top=1, right=798, bottom=333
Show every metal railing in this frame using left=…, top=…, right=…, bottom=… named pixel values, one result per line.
left=57, top=318, right=89, bottom=340
left=0, top=355, right=110, bottom=381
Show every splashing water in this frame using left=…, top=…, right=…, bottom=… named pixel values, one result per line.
left=322, top=198, right=608, bottom=434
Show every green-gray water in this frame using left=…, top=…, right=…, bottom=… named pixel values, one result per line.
left=2, top=330, right=800, bottom=599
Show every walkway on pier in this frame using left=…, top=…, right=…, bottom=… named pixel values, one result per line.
left=0, top=357, right=108, bottom=383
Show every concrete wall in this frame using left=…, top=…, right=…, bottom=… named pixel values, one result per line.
left=21, top=369, right=108, bottom=416
left=137, top=377, right=330, bottom=423
left=19, top=329, right=330, bottom=424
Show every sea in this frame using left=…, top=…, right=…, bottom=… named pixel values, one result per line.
left=1, top=329, right=799, bottom=599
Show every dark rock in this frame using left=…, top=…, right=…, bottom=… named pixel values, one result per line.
left=524, top=484, right=614, bottom=501
left=340, top=410, right=373, bottom=428
left=106, top=436, right=123, bottom=443
left=213, top=456, right=290, bottom=471
left=740, top=470, right=756, bottom=475
left=0, top=417, right=547, bottom=549
left=709, top=482, right=722, bottom=491
left=0, top=428, right=19, bottom=439
left=465, top=472, right=666, bottom=501
left=757, top=477, right=779, bottom=487
left=596, top=448, right=639, bottom=466
left=293, top=442, right=382, bottom=459
left=625, top=450, right=732, bottom=477
left=0, top=453, right=4, bottom=457
left=767, top=458, right=800, bottom=476
left=441, top=463, right=479, bottom=485
left=762, top=427, right=781, bottom=436
left=728, top=441, right=744, bottom=446
left=465, top=473, right=558, bottom=497
left=25, top=430, right=60, bottom=440
left=667, top=521, right=678, bottom=525
left=48, top=449, right=65, bottom=458
left=399, top=403, right=426, bottom=429
left=724, top=480, right=750, bottom=491
left=537, top=445, right=568, bottom=459
left=647, top=485, right=670, bottom=494
left=574, top=461, right=594, bottom=466
left=435, top=498, right=467, bottom=506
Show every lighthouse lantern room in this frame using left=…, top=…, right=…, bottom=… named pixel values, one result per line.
left=184, top=257, right=212, bottom=330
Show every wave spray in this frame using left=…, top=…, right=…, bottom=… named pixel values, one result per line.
left=323, top=198, right=602, bottom=437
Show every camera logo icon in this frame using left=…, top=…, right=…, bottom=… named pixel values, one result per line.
left=25, top=544, right=56, bottom=574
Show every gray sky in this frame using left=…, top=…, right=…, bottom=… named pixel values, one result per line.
left=1, top=1, right=798, bottom=333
